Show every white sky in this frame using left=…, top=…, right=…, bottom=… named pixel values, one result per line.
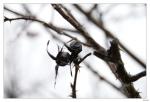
left=3, top=4, right=146, bottom=98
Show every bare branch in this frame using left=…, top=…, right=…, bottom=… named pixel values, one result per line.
left=51, top=4, right=106, bottom=53
left=5, top=4, right=145, bottom=98
left=70, top=64, right=79, bottom=98
left=130, top=71, right=146, bottom=82
left=94, top=39, right=141, bottom=98
left=88, top=4, right=98, bottom=14
left=73, top=4, right=146, bottom=69
left=71, top=53, right=91, bottom=98
left=51, top=4, right=142, bottom=98
left=4, top=6, right=25, bottom=17
left=78, top=53, right=92, bottom=64
left=22, top=4, right=32, bottom=15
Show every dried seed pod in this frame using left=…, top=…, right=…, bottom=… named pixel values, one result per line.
left=47, top=40, right=71, bottom=86
left=65, top=40, right=82, bottom=54
left=47, top=40, right=70, bottom=66
left=56, top=51, right=70, bottom=66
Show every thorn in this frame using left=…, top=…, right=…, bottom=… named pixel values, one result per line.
left=70, top=83, right=73, bottom=88
left=54, top=65, right=59, bottom=87
left=55, top=65, right=59, bottom=79
left=70, top=65, right=73, bottom=77
left=47, top=40, right=50, bottom=46
left=67, top=39, right=74, bottom=43
left=4, top=16, right=9, bottom=22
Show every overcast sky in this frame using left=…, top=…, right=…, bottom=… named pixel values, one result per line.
left=4, top=4, right=146, bottom=98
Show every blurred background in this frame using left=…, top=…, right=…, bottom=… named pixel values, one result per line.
left=4, top=4, right=146, bottom=98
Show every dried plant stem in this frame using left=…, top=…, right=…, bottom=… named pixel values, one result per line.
left=71, top=64, right=79, bottom=98
left=130, top=71, right=146, bottom=82
left=70, top=53, right=91, bottom=98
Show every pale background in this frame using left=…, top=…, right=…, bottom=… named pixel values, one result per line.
left=3, top=4, right=146, bottom=98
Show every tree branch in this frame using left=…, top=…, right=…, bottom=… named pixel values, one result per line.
left=4, top=16, right=90, bottom=47
left=51, top=4, right=106, bottom=53
left=4, top=6, right=25, bottom=17
left=5, top=4, right=144, bottom=98
left=51, top=4, right=142, bottom=98
left=78, top=53, right=91, bottom=64
left=70, top=64, right=79, bottom=98
left=70, top=53, right=91, bottom=98
left=130, top=71, right=146, bottom=82
left=94, top=39, right=141, bottom=98
left=73, top=4, right=146, bottom=69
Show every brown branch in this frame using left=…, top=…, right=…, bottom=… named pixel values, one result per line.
left=4, top=16, right=63, bottom=34
left=88, top=4, right=98, bottom=14
left=51, top=4, right=106, bottom=53
left=22, top=4, right=32, bottom=15
left=94, top=50, right=146, bottom=83
left=73, top=4, right=146, bottom=69
left=130, top=71, right=146, bottom=82
left=4, top=16, right=63, bottom=36
left=51, top=4, right=142, bottom=98
left=94, top=39, right=141, bottom=98
left=4, top=6, right=25, bottom=17
left=94, top=50, right=146, bottom=82
left=5, top=4, right=144, bottom=98
left=58, top=27, right=79, bottom=33
left=78, top=53, right=91, bottom=64
left=4, top=16, right=90, bottom=47
left=4, top=6, right=39, bottom=42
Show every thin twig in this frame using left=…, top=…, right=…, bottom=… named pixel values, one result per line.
left=88, top=4, right=98, bottom=14
left=71, top=64, right=79, bottom=98
left=58, top=27, right=79, bottom=33
left=71, top=53, right=91, bottom=98
left=130, top=71, right=146, bottom=82
left=78, top=53, right=91, bottom=64
left=4, top=6, right=25, bottom=17
left=94, top=39, right=141, bottom=98
left=22, top=4, right=32, bottom=15
left=4, top=16, right=91, bottom=48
